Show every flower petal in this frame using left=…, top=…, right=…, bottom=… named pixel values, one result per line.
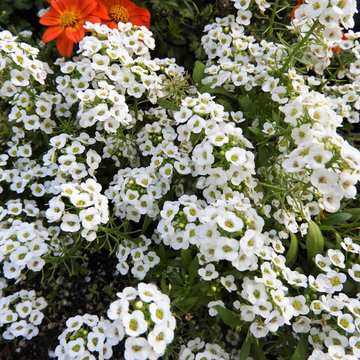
left=39, top=7, right=62, bottom=26
left=65, top=24, right=85, bottom=43
left=56, top=31, right=74, bottom=57
left=42, top=26, right=64, bottom=43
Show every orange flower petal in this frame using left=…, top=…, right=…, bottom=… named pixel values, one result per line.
left=42, top=26, right=65, bottom=43
left=65, top=24, right=85, bottom=43
left=56, top=31, right=74, bottom=57
left=39, top=7, right=63, bottom=26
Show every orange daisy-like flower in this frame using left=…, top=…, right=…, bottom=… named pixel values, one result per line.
left=40, top=0, right=101, bottom=57
left=94, top=0, right=151, bottom=30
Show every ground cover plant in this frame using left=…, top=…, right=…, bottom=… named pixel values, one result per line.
left=0, top=0, right=360, bottom=359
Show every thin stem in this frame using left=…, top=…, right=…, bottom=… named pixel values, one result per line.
left=282, top=20, right=320, bottom=72
left=266, top=0, right=280, bottom=42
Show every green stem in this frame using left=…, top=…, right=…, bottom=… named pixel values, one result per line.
left=282, top=20, right=320, bottom=72
left=134, top=98, right=138, bottom=121
left=257, top=182, right=290, bottom=192
left=278, top=332, right=293, bottom=358
left=254, top=341, right=267, bottom=360
left=266, top=0, right=280, bottom=42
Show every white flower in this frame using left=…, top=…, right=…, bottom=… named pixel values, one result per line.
left=310, top=168, right=339, bottom=194
left=208, top=300, right=225, bottom=316
left=198, top=264, right=219, bottom=281
left=148, top=323, right=174, bottom=356
left=221, top=275, right=237, bottom=292
left=67, top=338, right=85, bottom=358
left=107, top=299, right=129, bottom=320
left=217, top=211, right=243, bottom=232
left=15, top=301, right=32, bottom=318
left=348, top=264, right=360, bottom=282
left=327, top=249, right=346, bottom=268
left=249, top=321, right=269, bottom=338
left=137, top=283, right=162, bottom=303
left=124, top=337, right=150, bottom=360
left=337, top=313, right=355, bottom=333
left=60, top=213, right=81, bottom=232
left=87, top=331, right=106, bottom=352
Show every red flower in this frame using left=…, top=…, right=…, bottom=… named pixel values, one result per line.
left=94, top=0, right=150, bottom=30
left=40, top=0, right=101, bottom=57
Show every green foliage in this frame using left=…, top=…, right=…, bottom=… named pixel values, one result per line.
left=0, top=0, right=47, bottom=34
left=137, top=0, right=232, bottom=68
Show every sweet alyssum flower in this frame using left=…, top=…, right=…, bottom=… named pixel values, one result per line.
left=40, top=0, right=101, bottom=57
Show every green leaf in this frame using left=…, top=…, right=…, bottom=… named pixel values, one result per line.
left=248, top=127, right=265, bottom=139
left=192, top=61, right=207, bottom=87
left=238, top=96, right=253, bottom=112
left=181, top=249, right=192, bottom=269
left=216, top=306, right=242, bottom=329
left=218, top=99, right=233, bottom=112
left=257, top=147, right=268, bottom=168
left=157, top=99, right=180, bottom=111
left=207, top=87, right=234, bottom=98
left=188, top=255, right=199, bottom=286
left=342, top=208, right=360, bottom=220
left=174, top=297, right=199, bottom=315
left=321, top=213, right=352, bottom=226
left=306, top=221, right=324, bottom=263
left=199, top=81, right=215, bottom=94
left=286, top=232, right=298, bottom=267
left=239, top=338, right=251, bottom=360
left=290, top=335, right=309, bottom=360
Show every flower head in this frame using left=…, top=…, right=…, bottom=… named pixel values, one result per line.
left=94, top=0, right=150, bottom=30
left=40, top=0, right=101, bottom=57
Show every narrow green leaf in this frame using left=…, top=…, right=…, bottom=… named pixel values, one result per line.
left=342, top=208, right=360, bottom=220
left=199, top=81, right=215, bottom=94
left=286, top=232, right=298, bottom=267
left=238, top=96, right=253, bottom=112
left=257, top=147, right=268, bottom=168
left=157, top=99, right=180, bottom=111
left=248, top=127, right=265, bottom=139
left=174, top=297, right=199, bottom=315
left=216, top=306, right=241, bottom=329
left=193, top=61, right=207, bottom=87
left=207, top=87, right=234, bottom=98
left=290, top=335, right=309, bottom=360
left=321, top=213, right=352, bottom=226
left=218, top=99, right=233, bottom=112
left=239, top=338, right=251, bottom=360
left=181, top=249, right=192, bottom=269
left=306, top=221, right=324, bottom=263
left=188, top=255, right=199, bottom=286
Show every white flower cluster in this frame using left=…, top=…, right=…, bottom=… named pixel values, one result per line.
left=279, top=86, right=360, bottom=214
left=46, top=179, right=109, bottom=242
left=323, top=40, right=360, bottom=124
left=178, top=337, right=232, bottom=360
left=0, top=30, right=51, bottom=90
left=0, top=289, right=47, bottom=340
left=227, top=235, right=360, bottom=359
left=201, top=15, right=288, bottom=96
left=55, top=283, right=175, bottom=360
left=116, top=235, right=160, bottom=280
left=291, top=0, right=358, bottom=74
left=200, top=13, right=360, bottom=234
left=0, top=211, right=49, bottom=279
left=107, top=283, right=175, bottom=359
left=55, top=314, right=116, bottom=360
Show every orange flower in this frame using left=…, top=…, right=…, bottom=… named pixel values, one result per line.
left=40, top=0, right=101, bottom=57
left=94, top=0, right=150, bottom=30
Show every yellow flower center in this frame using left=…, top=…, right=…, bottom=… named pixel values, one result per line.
left=61, top=11, right=78, bottom=27
left=109, top=5, right=130, bottom=23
